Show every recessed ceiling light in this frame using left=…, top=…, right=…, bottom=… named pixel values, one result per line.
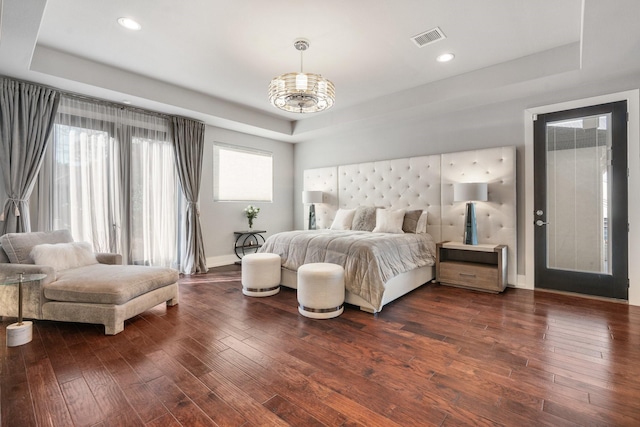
left=117, top=17, right=141, bottom=31
left=436, top=53, right=455, bottom=63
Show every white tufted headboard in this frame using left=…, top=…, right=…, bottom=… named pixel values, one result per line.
left=440, top=146, right=517, bottom=284
left=303, top=145, right=517, bottom=285
left=336, top=155, right=442, bottom=241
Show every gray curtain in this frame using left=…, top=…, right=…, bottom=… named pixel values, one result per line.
left=0, top=79, right=60, bottom=234
left=172, top=116, right=208, bottom=274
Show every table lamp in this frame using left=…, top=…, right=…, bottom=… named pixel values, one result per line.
left=453, top=182, right=488, bottom=245
left=302, top=190, right=323, bottom=230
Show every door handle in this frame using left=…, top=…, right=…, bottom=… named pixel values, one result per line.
left=535, top=220, right=549, bottom=226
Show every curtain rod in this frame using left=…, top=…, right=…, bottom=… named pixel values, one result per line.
left=0, top=75, right=204, bottom=124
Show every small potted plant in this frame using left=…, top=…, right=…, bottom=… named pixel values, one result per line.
left=244, top=205, right=260, bottom=229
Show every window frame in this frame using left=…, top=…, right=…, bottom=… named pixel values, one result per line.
left=213, top=143, right=274, bottom=202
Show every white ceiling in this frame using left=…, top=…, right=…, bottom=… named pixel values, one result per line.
left=36, top=0, right=582, bottom=113
left=1, top=0, right=639, bottom=142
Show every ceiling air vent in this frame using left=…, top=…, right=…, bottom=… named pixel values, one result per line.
left=411, top=27, right=446, bottom=48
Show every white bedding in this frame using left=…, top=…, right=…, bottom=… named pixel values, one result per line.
left=259, top=230, right=437, bottom=311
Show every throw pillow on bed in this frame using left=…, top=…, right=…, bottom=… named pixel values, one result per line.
left=416, top=211, right=428, bottom=233
left=30, top=241, right=98, bottom=271
left=330, top=208, right=357, bottom=230
left=351, top=206, right=377, bottom=231
left=402, top=209, right=423, bottom=233
left=372, top=209, right=406, bottom=233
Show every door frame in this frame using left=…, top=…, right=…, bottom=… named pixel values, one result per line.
left=524, top=89, right=640, bottom=305
left=534, top=101, right=628, bottom=299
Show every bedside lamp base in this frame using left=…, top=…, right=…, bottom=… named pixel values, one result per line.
left=308, top=203, right=317, bottom=230
left=463, top=202, right=478, bottom=245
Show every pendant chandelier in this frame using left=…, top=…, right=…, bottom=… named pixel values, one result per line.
left=268, top=39, right=335, bottom=114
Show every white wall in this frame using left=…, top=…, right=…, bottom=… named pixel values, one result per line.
left=295, top=100, right=526, bottom=268
left=200, top=126, right=294, bottom=267
left=293, top=72, right=640, bottom=299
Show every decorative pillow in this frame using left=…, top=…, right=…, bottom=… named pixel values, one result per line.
left=402, top=209, right=423, bottom=233
left=417, top=211, right=428, bottom=234
left=330, top=208, right=357, bottom=230
left=351, top=206, right=377, bottom=231
left=0, top=229, right=74, bottom=264
left=0, top=244, right=9, bottom=264
left=30, top=241, right=98, bottom=271
left=372, top=209, right=406, bottom=233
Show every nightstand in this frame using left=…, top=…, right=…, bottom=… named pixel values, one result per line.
left=436, top=241, right=507, bottom=293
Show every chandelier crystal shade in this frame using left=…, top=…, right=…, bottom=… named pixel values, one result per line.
left=269, top=39, right=335, bottom=113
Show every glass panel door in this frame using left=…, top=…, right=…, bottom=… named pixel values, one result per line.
left=545, top=113, right=611, bottom=274
left=534, top=101, right=628, bottom=299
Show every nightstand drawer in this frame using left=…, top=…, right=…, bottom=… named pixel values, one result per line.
left=438, top=261, right=499, bottom=291
left=436, top=242, right=507, bottom=293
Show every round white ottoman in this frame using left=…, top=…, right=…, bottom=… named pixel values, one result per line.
left=297, top=263, right=345, bottom=319
left=241, top=253, right=281, bottom=297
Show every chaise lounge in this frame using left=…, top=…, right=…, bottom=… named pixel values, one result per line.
left=0, top=230, right=179, bottom=335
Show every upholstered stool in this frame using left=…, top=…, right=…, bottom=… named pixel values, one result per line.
left=297, top=263, right=345, bottom=319
left=241, top=253, right=281, bottom=297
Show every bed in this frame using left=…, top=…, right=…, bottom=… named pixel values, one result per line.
left=260, top=210, right=437, bottom=313
left=264, top=146, right=516, bottom=313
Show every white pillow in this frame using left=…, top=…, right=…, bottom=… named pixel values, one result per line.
left=330, top=208, right=357, bottom=230
left=417, top=211, right=428, bottom=234
left=30, top=241, right=98, bottom=271
left=372, top=209, right=406, bottom=233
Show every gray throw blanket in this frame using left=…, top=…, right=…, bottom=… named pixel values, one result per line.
left=260, top=230, right=436, bottom=310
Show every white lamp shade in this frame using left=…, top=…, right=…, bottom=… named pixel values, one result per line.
left=453, top=183, right=488, bottom=202
left=302, top=190, right=323, bottom=204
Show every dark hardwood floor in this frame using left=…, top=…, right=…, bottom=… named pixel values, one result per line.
left=3, top=265, right=640, bottom=426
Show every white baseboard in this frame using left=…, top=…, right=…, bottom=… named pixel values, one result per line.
left=507, top=274, right=533, bottom=290
left=207, top=254, right=238, bottom=268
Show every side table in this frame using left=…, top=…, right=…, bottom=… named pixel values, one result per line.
left=233, top=230, right=266, bottom=264
left=3, top=272, right=47, bottom=347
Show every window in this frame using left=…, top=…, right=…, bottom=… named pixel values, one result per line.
left=130, top=135, right=180, bottom=266
left=47, top=96, right=182, bottom=268
left=213, top=144, right=273, bottom=202
left=51, top=122, right=119, bottom=253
